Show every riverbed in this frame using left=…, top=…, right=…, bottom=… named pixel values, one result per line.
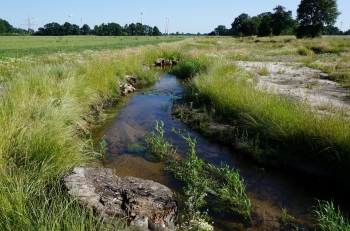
left=93, top=73, right=348, bottom=230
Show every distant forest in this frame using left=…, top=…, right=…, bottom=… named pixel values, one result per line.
left=1, top=3, right=349, bottom=37
left=0, top=18, right=164, bottom=36
left=209, top=5, right=350, bottom=36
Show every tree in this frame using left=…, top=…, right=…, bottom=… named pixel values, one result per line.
left=271, top=5, right=297, bottom=36
left=0, top=18, right=14, bottom=34
left=135, top=23, right=144, bottom=35
left=214, top=25, right=228, bottom=36
left=123, top=24, right=131, bottom=36
left=43, top=22, right=62, bottom=35
left=62, top=22, right=72, bottom=35
left=80, top=24, right=91, bottom=35
left=71, top=24, right=80, bottom=35
left=152, top=26, right=162, bottom=36
left=129, top=23, right=136, bottom=35
left=323, top=25, right=341, bottom=35
left=257, top=12, right=273, bottom=36
left=231, top=13, right=249, bottom=35
left=296, top=0, right=341, bottom=38
left=243, top=16, right=260, bottom=36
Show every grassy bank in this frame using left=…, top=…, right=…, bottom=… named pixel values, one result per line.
left=169, top=36, right=350, bottom=180
left=168, top=36, right=350, bottom=230
left=0, top=39, right=184, bottom=230
left=1, top=35, right=349, bottom=229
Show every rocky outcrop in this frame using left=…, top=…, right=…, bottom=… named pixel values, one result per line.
left=118, top=75, right=138, bottom=96
left=119, top=83, right=136, bottom=95
left=125, top=75, right=138, bottom=86
left=154, top=58, right=178, bottom=67
left=62, top=167, right=177, bottom=230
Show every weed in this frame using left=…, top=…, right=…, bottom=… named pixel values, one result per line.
left=126, top=143, right=146, bottom=153
left=99, top=135, right=107, bottom=164
left=305, top=81, right=319, bottom=89
left=161, top=101, right=169, bottom=111
left=143, top=121, right=175, bottom=160
left=167, top=133, right=251, bottom=219
left=277, top=69, right=286, bottom=74
left=281, top=206, right=294, bottom=225
left=312, top=199, right=350, bottom=231
left=256, top=66, right=270, bottom=76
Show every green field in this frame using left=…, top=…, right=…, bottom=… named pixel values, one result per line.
left=0, top=35, right=184, bottom=58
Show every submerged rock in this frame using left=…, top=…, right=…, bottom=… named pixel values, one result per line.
left=62, top=167, right=177, bottom=230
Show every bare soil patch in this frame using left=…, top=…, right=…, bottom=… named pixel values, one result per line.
left=236, top=61, right=350, bottom=112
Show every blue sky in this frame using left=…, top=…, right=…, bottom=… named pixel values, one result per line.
left=1, top=0, right=349, bottom=34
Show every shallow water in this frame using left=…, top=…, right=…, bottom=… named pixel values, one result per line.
left=94, top=73, right=348, bottom=230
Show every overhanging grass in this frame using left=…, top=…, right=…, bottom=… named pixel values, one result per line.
left=0, top=42, right=173, bottom=229
left=187, top=59, right=350, bottom=175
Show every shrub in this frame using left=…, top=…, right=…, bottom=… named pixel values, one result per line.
left=170, top=58, right=208, bottom=78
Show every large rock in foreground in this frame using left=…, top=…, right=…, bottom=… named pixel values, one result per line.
left=62, top=167, right=177, bottom=230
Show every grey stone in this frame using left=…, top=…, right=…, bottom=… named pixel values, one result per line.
left=62, top=167, right=177, bottom=230
left=154, top=58, right=177, bottom=66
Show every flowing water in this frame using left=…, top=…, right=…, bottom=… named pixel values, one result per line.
left=94, top=73, right=349, bottom=230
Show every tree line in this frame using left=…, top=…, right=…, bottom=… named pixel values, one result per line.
left=35, top=22, right=163, bottom=36
left=210, top=0, right=349, bottom=38
left=1, top=0, right=349, bottom=38
left=0, top=18, right=28, bottom=35
left=0, top=18, right=163, bottom=36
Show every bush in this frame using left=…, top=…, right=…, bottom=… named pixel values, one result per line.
left=170, top=58, right=208, bottom=78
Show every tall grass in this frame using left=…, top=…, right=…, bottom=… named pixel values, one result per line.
left=313, top=200, right=350, bottom=231
left=0, top=42, right=175, bottom=229
left=185, top=58, right=350, bottom=177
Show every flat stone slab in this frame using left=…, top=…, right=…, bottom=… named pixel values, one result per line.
left=62, top=167, right=177, bottom=230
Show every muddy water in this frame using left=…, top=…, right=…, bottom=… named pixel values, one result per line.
left=93, top=73, right=347, bottom=230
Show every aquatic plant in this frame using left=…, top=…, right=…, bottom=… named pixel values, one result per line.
left=168, top=133, right=251, bottom=219
left=143, top=121, right=175, bottom=160
left=313, top=199, right=350, bottom=231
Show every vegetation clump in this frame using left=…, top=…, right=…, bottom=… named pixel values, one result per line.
left=142, top=122, right=251, bottom=227
left=313, top=200, right=350, bottom=231
left=143, top=121, right=175, bottom=160
left=0, top=41, right=174, bottom=230
left=169, top=57, right=209, bottom=78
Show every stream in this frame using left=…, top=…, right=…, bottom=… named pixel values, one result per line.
left=93, top=73, right=349, bottom=230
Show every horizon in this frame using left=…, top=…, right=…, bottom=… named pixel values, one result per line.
left=1, top=0, right=349, bottom=34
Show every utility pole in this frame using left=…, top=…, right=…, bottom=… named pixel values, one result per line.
left=165, top=18, right=169, bottom=35
left=22, top=15, right=37, bottom=34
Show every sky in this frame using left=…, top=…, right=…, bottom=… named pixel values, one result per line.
left=1, top=0, right=349, bottom=34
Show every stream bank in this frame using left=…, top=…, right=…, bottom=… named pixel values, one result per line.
left=91, top=72, right=350, bottom=230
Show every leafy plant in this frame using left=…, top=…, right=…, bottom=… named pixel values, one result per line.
left=143, top=121, right=175, bottom=160
left=170, top=58, right=208, bottom=78
left=312, top=199, right=350, bottom=231
left=168, top=133, right=251, bottom=220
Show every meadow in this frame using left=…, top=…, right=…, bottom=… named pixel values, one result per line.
left=0, top=35, right=183, bottom=58
left=171, top=36, right=350, bottom=181
left=1, top=35, right=350, bottom=230
left=0, top=36, right=184, bottom=230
